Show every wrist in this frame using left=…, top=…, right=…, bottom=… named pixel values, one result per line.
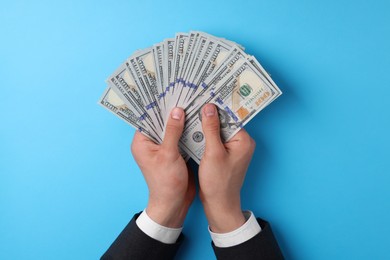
left=146, top=200, right=190, bottom=228
left=202, top=201, right=246, bottom=233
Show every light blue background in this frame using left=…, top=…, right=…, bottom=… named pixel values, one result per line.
left=1, top=0, right=389, bottom=259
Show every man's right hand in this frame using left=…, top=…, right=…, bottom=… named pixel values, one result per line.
left=198, top=104, right=256, bottom=233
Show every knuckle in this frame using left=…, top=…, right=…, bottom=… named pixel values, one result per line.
left=250, top=138, right=256, bottom=150
left=240, top=131, right=251, bottom=142
left=241, top=135, right=255, bottom=152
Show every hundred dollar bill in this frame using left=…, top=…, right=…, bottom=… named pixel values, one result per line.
left=152, top=42, right=166, bottom=114
left=170, top=31, right=201, bottom=107
left=169, top=34, right=189, bottom=94
left=99, top=86, right=161, bottom=144
left=161, top=38, right=176, bottom=119
left=162, top=38, right=175, bottom=95
left=176, top=38, right=218, bottom=106
left=178, top=32, right=199, bottom=82
left=127, top=51, right=165, bottom=133
left=183, top=38, right=233, bottom=105
left=132, top=48, right=162, bottom=109
left=107, top=80, right=160, bottom=138
left=99, top=86, right=190, bottom=160
left=191, top=39, right=221, bottom=86
left=164, top=33, right=189, bottom=122
left=180, top=60, right=278, bottom=163
left=199, top=31, right=245, bottom=51
left=107, top=64, right=159, bottom=136
left=183, top=34, right=209, bottom=86
left=199, top=35, right=234, bottom=78
left=175, top=32, right=210, bottom=107
left=248, top=57, right=282, bottom=102
left=168, top=33, right=188, bottom=95
left=184, top=47, right=249, bottom=118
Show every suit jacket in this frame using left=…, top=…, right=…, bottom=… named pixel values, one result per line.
left=101, top=213, right=284, bottom=260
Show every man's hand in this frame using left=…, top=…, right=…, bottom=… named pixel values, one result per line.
left=199, top=104, right=256, bottom=233
left=131, top=108, right=195, bottom=228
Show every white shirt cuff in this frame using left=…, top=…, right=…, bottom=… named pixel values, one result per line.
left=209, top=211, right=261, bottom=248
left=135, top=210, right=182, bottom=244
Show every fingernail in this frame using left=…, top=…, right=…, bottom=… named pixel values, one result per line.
left=204, top=104, right=215, bottom=117
left=171, top=107, right=183, bottom=120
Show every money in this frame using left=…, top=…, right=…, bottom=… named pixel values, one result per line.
left=99, top=31, right=282, bottom=163
left=99, top=86, right=161, bottom=144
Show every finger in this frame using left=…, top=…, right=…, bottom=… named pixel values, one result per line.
left=162, top=107, right=185, bottom=151
left=201, top=104, right=225, bottom=152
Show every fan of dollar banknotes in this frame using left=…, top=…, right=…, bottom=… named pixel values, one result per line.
left=98, top=31, right=282, bottom=163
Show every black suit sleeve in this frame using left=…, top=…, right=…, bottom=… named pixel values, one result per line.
left=101, top=213, right=183, bottom=260
left=212, top=218, right=284, bottom=260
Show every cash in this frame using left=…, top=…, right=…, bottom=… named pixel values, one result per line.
left=98, top=31, right=282, bottom=163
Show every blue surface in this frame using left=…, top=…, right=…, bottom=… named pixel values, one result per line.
left=1, top=0, right=389, bottom=259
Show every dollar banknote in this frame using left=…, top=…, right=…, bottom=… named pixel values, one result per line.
left=99, top=86, right=161, bottom=143
left=99, top=31, right=282, bottom=163
left=179, top=60, right=277, bottom=163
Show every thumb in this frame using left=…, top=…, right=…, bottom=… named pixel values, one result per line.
left=201, top=104, right=225, bottom=153
left=162, top=107, right=185, bottom=151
